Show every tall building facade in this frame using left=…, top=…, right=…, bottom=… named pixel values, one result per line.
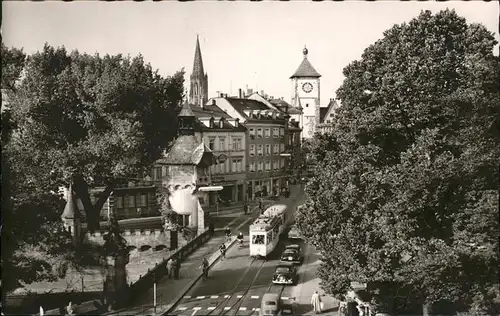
left=211, top=97, right=289, bottom=200
left=189, top=36, right=208, bottom=107
left=290, top=46, right=321, bottom=139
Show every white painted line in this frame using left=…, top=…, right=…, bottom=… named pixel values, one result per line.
left=224, top=307, right=231, bottom=310
left=207, top=307, right=216, bottom=310
left=255, top=308, right=261, bottom=312
left=237, top=295, right=243, bottom=298
left=177, top=307, right=187, bottom=310
left=196, top=296, right=205, bottom=299
left=239, top=307, right=247, bottom=311
left=193, top=307, right=202, bottom=310
left=282, top=296, right=289, bottom=300
left=210, top=295, right=219, bottom=299
left=251, top=295, right=259, bottom=299
left=185, top=296, right=192, bottom=299
left=225, top=295, right=231, bottom=298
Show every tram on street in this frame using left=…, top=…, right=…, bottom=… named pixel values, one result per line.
left=249, top=204, right=288, bottom=259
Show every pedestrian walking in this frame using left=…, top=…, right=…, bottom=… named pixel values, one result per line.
left=243, top=202, right=249, bottom=215
left=311, top=290, right=322, bottom=314
left=166, top=258, right=174, bottom=279
left=200, top=258, right=209, bottom=279
left=219, top=243, right=226, bottom=260
left=172, top=257, right=180, bottom=279
left=66, top=301, right=74, bottom=315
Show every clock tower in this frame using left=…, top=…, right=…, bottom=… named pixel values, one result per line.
left=290, top=46, right=321, bottom=139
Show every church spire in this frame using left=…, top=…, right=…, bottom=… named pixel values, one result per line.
left=189, top=35, right=209, bottom=107
left=192, top=35, right=205, bottom=77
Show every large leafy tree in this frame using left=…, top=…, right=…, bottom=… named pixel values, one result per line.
left=296, top=9, right=499, bottom=315
left=7, top=44, right=185, bottom=232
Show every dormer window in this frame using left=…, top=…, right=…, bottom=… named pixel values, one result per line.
left=235, top=119, right=239, bottom=127
left=219, top=119, right=224, bottom=128
left=209, top=118, right=214, bottom=128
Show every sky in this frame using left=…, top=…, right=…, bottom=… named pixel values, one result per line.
left=2, top=1, right=499, bottom=108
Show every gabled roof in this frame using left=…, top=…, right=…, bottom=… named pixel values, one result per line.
left=320, top=99, right=340, bottom=123
left=190, top=102, right=231, bottom=119
left=224, top=97, right=281, bottom=120
left=290, top=58, right=321, bottom=78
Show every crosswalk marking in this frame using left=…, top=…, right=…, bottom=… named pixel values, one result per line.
left=251, top=295, right=259, bottom=299
left=239, top=307, right=247, bottom=311
left=255, top=308, right=261, bottom=312
left=196, top=296, right=205, bottom=299
left=237, top=295, right=243, bottom=298
left=177, top=307, right=187, bottom=310
left=225, top=295, right=231, bottom=298
left=282, top=296, right=289, bottom=300
left=210, top=295, right=218, bottom=299
left=185, top=296, right=192, bottom=299
left=193, top=307, right=202, bottom=310
left=207, top=307, right=216, bottom=310
left=224, top=307, right=231, bottom=310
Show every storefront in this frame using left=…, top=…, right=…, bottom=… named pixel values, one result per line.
left=210, top=175, right=246, bottom=205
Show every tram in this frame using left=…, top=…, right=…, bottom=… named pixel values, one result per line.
left=249, top=204, right=288, bottom=259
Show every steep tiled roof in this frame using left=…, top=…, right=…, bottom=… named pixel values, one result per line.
left=162, top=135, right=215, bottom=165
left=190, top=103, right=231, bottom=119
left=224, top=98, right=273, bottom=119
left=179, top=102, right=195, bottom=117
left=61, top=185, right=79, bottom=219
left=290, top=57, right=321, bottom=78
left=320, top=107, right=329, bottom=123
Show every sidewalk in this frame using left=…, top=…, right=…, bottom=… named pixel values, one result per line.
left=105, top=203, right=268, bottom=315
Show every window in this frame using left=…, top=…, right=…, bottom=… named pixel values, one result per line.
left=123, top=195, right=129, bottom=208
left=273, top=144, right=279, bottom=154
left=232, top=159, right=242, bottom=172
left=153, top=167, right=162, bottom=180
left=273, top=128, right=279, bottom=138
left=281, top=159, right=285, bottom=168
left=274, top=161, right=279, bottom=170
left=257, top=128, right=263, bottom=138
left=252, top=234, right=265, bottom=245
left=257, top=161, right=263, bottom=171
left=265, top=161, right=271, bottom=171
left=129, top=195, right=135, bottom=208
left=280, top=143, right=285, bottom=152
left=257, top=145, right=263, bottom=156
left=250, top=144, right=255, bottom=156
left=280, top=127, right=285, bottom=136
left=219, top=137, right=225, bottom=151
left=264, top=128, right=271, bottom=138
left=249, top=162, right=256, bottom=172
left=306, top=104, right=309, bottom=108
left=265, top=144, right=271, bottom=155
left=140, top=194, right=147, bottom=207
left=232, top=137, right=242, bottom=150
left=250, top=128, right=255, bottom=138
left=115, top=196, right=123, bottom=209
left=208, top=138, right=215, bottom=150
left=266, top=231, right=273, bottom=244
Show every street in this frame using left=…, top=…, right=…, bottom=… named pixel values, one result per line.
left=168, top=185, right=334, bottom=316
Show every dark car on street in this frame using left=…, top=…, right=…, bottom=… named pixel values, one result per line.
left=280, top=248, right=302, bottom=265
left=272, top=262, right=298, bottom=285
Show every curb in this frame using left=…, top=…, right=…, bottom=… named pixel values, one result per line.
left=161, top=217, right=253, bottom=315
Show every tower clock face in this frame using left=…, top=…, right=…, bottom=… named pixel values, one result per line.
left=302, top=82, right=313, bottom=93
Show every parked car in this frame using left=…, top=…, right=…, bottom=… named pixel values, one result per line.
left=273, top=262, right=298, bottom=285
left=281, top=303, right=294, bottom=315
left=285, top=244, right=301, bottom=253
left=280, top=248, right=302, bottom=265
left=287, top=224, right=303, bottom=240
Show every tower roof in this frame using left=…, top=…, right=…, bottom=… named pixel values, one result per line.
left=61, top=185, right=79, bottom=219
left=191, top=35, right=205, bottom=77
left=290, top=46, right=321, bottom=78
left=179, top=101, right=194, bottom=117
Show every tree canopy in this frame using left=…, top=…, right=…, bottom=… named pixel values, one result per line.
left=2, top=43, right=185, bottom=293
left=6, top=43, right=185, bottom=232
left=296, top=9, right=499, bottom=315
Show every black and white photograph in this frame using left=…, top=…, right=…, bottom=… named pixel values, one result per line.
left=1, top=1, right=498, bottom=316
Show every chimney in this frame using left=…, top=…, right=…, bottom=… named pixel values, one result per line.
left=239, top=88, right=243, bottom=99
left=330, top=98, right=334, bottom=101
left=219, top=92, right=224, bottom=98
left=212, top=99, right=216, bottom=106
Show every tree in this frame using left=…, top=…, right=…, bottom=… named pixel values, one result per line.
left=296, top=9, right=499, bottom=315
left=7, top=44, right=185, bottom=232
